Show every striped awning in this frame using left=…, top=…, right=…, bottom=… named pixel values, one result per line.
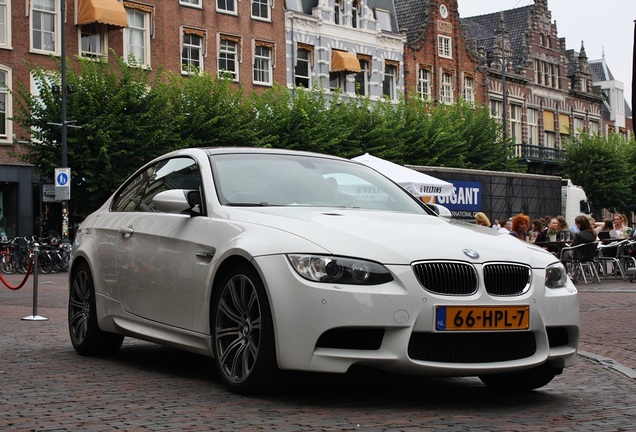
left=77, top=0, right=128, bottom=28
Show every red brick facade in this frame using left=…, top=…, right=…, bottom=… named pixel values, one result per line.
left=0, top=0, right=286, bottom=164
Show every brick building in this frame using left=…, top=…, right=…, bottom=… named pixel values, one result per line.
left=460, top=0, right=608, bottom=175
left=395, top=0, right=483, bottom=106
left=0, top=0, right=287, bottom=238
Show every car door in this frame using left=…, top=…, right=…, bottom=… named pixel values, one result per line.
left=114, top=157, right=204, bottom=330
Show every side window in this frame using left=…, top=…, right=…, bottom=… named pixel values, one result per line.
left=112, top=166, right=154, bottom=212
left=112, top=158, right=201, bottom=212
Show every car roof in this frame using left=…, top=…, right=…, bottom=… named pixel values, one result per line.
left=201, top=147, right=347, bottom=161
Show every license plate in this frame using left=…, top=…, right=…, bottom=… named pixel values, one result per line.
left=436, top=306, right=529, bottom=331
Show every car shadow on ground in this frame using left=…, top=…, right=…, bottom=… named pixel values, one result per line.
left=98, top=339, right=566, bottom=409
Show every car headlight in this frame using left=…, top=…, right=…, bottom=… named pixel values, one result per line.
left=287, top=255, right=393, bottom=285
left=545, top=262, right=568, bottom=288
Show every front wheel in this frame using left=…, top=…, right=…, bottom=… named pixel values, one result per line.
left=479, top=363, right=562, bottom=391
left=68, top=262, right=124, bottom=356
left=212, top=264, right=281, bottom=395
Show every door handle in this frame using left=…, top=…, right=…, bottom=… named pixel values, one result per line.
left=119, top=225, right=134, bottom=238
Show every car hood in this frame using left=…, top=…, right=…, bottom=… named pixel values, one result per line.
left=226, top=207, right=554, bottom=267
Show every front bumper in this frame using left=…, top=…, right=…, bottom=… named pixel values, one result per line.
left=254, top=255, right=579, bottom=376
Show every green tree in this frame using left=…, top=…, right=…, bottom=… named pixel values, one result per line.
left=562, top=132, right=636, bottom=211
left=13, top=56, right=529, bottom=217
left=13, top=54, right=180, bottom=217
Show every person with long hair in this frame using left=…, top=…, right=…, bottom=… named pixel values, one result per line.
left=562, top=215, right=597, bottom=261
left=611, top=213, right=630, bottom=238
left=474, top=212, right=491, bottom=227
left=509, top=213, right=530, bottom=240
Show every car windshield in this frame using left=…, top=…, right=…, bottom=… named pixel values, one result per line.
left=210, top=153, right=428, bottom=213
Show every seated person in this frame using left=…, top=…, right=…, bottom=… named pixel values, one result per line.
left=536, top=217, right=563, bottom=255
left=509, top=214, right=529, bottom=240
left=562, top=215, right=597, bottom=261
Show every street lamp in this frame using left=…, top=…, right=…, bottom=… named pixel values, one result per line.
left=477, top=15, right=531, bottom=143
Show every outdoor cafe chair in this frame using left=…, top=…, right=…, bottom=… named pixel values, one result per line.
left=559, top=241, right=601, bottom=285
left=597, top=239, right=629, bottom=280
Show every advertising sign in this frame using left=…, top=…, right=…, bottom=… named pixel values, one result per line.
left=436, top=181, right=481, bottom=218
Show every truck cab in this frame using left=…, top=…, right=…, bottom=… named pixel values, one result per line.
left=562, top=179, right=592, bottom=227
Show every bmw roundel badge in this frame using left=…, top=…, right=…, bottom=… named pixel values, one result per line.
left=463, top=249, right=479, bottom=259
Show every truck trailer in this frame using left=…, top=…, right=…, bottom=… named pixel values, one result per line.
left=408, top=165, right=592, bottom=228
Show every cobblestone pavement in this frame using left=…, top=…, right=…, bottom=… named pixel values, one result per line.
left=1, top=271, right=635, bottom=431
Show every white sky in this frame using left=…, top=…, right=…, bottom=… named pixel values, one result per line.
left=458, top=0, right=636, bottom=110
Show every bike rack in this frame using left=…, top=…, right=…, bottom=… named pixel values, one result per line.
left=22, top=243, right=48, bottom=321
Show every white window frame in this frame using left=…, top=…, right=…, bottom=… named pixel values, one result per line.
left=329, top=71, right=345, bottom=93
left=252, top=0, right=271, bottom=21
left=375, top=9, right=392, bottom=32
left=527, top=108, right=539, bottom=145
left=0, top=66, right=12, bottom=142
left=0, top=0, right=11, bottom=49
left=417, top=67, right=431, bottom=101
left=354, top=58, right=370, bottom=96
left=217, top=0, right=237, bottom=15
left=124, top=8, right=152, bottom=68
left=438, top=35, right=452, bottom=59
left=181, top=31, right=204, bottom=75
left=180, top=0, right=202, bottom=8
left=79, top=23, right=107, bottom=59
left=294, top=48, right=311, bottom=88
left=544, top=131, right=556, bottom=148
left=253, top=43, right=273, bottom=86
left=352, top=0, right=360, bottom=28
left=30, top=0, right=60, bottom=55
left=218, top=37, right=239, bottom=81
left=490, top=100, right=502, bottom=120
left=382, top=63, right=397, bottom=100
left=30, top=71, right=57, bottom=143
left=574, top=116, right=585, bottom=136
left=334, top=0, right=342, bottom=25
left=589, top=120, right=599, bottom=135
left=509, top=104, right=522, bottom=143
left=462, top=76, right=474, bottom=105
left=440, top=73, right=453, bottom=104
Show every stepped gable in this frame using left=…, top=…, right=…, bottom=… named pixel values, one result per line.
left=460, top=6, right=533, bottom=60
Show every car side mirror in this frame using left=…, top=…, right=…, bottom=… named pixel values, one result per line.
left=153, top=189, right=203, bottom=216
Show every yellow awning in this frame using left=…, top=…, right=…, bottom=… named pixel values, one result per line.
left=331, top=51, right=362, bottom=73
left=543, top=110, right=554, bottom=132
left=559, top=114, right=570, bottom=134
left=77, top=0, right=128, bottom=28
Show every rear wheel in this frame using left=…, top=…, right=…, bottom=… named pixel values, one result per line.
left=68, top=262, right=124, bottom=355
left=1, top=253, right=17, bottom=274
left=212, top=264, right=280, bottom=395
left=479, top=364, right=562, bottom=391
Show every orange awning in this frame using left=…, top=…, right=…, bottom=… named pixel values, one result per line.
left=77, top=0, right=128, bottom=28
left=331, top=51, right=362, bottom=73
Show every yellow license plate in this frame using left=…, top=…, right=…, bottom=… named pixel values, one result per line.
left=436, top=306, right=529, bottom=331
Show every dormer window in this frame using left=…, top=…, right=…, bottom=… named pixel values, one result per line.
left=375, top=8, right=392, bottom=32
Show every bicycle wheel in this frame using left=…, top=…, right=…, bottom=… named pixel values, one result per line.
left=17, top=251, right=31, bottom=274
left=1, top=253, right=17, bottom=274
left=39, top=251, right=52, bottom=274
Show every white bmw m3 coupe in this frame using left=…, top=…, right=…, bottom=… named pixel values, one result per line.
left=68, top=147, right=579, bottom=395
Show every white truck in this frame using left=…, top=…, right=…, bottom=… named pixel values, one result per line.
left=408, top=165, right=592, bottom=227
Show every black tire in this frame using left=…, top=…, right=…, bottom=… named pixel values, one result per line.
left=479, top=363, right=562, bottom=391
left=68, top=262, right=124, bottom=356
left=38, top=251, right=52, bottom=274
left=212, top=264, right=281, bottom=395
left=1, top=253, right=17, bottom=274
